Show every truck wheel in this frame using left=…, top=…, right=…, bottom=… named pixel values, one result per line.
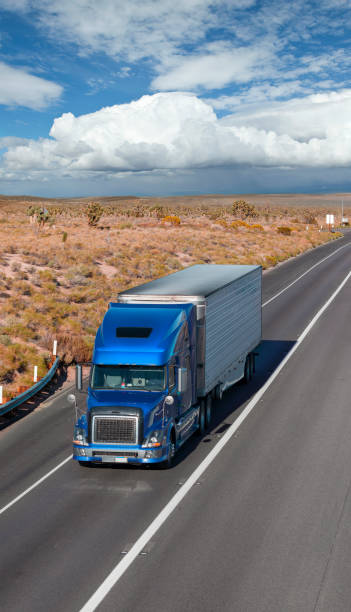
left=197, top=400, right=206, bottom=436
left=249, top=353, right=255, bottom=378
left=243, top=356, right=251, bottom=383
left=160, top=434, right=176, bottom=469
left=205, top=395, right=212, bottom=429
left=215, top=385, right=223, bottom=401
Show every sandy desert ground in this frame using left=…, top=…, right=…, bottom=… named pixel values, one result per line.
left=0, top=193, right=347, bottom=399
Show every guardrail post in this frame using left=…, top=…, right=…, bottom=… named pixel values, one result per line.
left=53, top=340, right=57, bottom=356
left=33, top=366, right=38, bottom=383
left=0, top=386, right=2, bottom=404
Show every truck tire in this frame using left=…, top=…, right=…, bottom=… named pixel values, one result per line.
left=243, top=355, right=251, bottom=383
left=215, top=384, right=223, bottom=401
left=197, top=400, right=206, bottom=436
left=160, top=433, right=176, bottom=469
left=249, top=353, right=255, bottom=378
left=205, top=394, right=212, bottom=429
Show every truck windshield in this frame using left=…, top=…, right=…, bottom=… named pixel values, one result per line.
left=91, top=365, right=166, bottom=391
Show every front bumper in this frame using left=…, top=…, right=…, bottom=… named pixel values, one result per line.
left=73, top=443, right=166, bottom=464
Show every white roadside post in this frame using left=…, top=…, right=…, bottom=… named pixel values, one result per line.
left=53, top=340, right=57, bottom=357
left=33, top=366, right=38, bottom=383
left=0, top=386, right=2, bottom=404
left=326, top=214, right=334, bottom=231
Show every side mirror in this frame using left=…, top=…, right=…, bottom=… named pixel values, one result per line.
left=177, top=368, right=188, bottom=393
left=165, top=395, right=174, bottom=406
left=76, top=364, right=83, bottom=391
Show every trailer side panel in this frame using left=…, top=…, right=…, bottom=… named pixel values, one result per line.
left=203, top=267, right=261, bottom=395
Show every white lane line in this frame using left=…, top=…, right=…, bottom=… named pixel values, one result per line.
left=262, top=242, right=351, bottom=307
left=0, top=243, right=349, bottom=517
left=0, top=455, right=72, bottom=516
left=79, top=270, right=351, bottom=612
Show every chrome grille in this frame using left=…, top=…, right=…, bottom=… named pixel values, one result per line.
left=93, top=416, right=138, bottom=444
left=92, top=451, right=138, bottom=457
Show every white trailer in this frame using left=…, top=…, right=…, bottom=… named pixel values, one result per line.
left=118, top=264, right=262, bottom=400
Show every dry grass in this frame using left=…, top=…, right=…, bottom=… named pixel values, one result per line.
left=0, top=196, right=346, bottom=398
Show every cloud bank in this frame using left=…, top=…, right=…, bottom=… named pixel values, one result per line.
left=3, top=91, right=351, bottom=181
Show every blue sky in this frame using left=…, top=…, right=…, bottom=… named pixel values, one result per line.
left=1, top=0, right=351, bottom=197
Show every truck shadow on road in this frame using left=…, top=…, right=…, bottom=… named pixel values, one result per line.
left=174, top=339, right=296, bottom=466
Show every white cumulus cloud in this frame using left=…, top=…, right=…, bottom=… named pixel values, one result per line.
left=0, top=61, right=62, bottom=109
left=220, top=89, right=351, bottom=141
left=3, top=91, right=351, bottom=181
left=152, top=45, right=275, bottom=91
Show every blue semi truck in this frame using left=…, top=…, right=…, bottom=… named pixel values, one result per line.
left=71, top=264, right=262, bottom=467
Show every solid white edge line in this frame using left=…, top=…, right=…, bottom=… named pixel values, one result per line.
left=79, top=270, right=351, bottom=612
left=0, top=455, right=72, bottom=516
left=262, top=242, right=350, bottom=307
left=0, top=240, right=349, bottom=518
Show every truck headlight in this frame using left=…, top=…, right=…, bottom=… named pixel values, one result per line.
left=73, top=428, right=88, bottom=446
left=142, top=429, right=165, bottom=448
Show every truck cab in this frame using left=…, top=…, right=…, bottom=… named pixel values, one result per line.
left=73, top=302, right=198, bottom=466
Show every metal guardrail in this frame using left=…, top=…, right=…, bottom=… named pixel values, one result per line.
left=0, top=357, right=60, bottom=417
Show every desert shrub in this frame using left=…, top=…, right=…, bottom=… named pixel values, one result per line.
left=162, top=215, right=181, bottom=226
left=215, top=219, right=228, bottom=228
left=69, top=289, right=91, bottom=303
left=277, top=226, right=292, bottom=236
left=0, top=363, right=15, bottom=384
left=265, top=255, right=279, bottom=267
left=49, top=206, right=64, bottom=216
left=11, top=262, right=21, bottom=273
left=65, top=264, right=94, bottom=286
left=85, top=202, right=104, bottom=226
left=204, top=206, right=226, bottom=220
left=41, top=281, right=57, bottom=294
left=53, top=332, right=93, bottom=364
left=232, top=200, right=258, bottom=218
left=165, top=215, right=181, bottom=226
left=133, top=204, right=147, bottom=217
left=149, top=205, right=165, bottom=219
left=39, top=269, right=55, bottom=282
left=0, top=334, right=12, bottom=346
left=13, top=280, right=32, bottom=296
left=27, top=205, right=53, bottom=227
left=231, top=220, right=250, bottom=229
left=250, top=223, right=264, bottom=231
left=304, top=214, right=317, bottom=225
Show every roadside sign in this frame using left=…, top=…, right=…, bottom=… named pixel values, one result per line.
left=326, top=214, right=335, bottom=225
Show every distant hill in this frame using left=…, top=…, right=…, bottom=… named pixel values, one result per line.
left=0, top=193, right=350, bottom=208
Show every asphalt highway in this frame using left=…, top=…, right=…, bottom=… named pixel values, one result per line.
left=1, top=231, right=351, bottom=612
